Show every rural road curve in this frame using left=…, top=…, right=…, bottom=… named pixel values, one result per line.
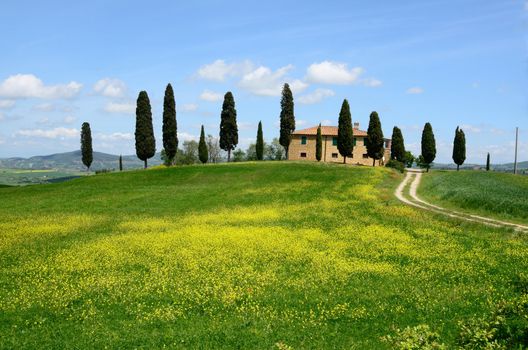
left=395, top=170, right=528, bottom=232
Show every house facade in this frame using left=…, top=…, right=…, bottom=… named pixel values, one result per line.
left=288, top=123, right=392, bottom=166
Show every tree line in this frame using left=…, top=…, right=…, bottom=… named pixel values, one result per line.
left=80, top=82, right=479, bottom=172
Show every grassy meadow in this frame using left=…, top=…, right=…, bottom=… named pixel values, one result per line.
left=0, top=168, right=85, bottom=186
left=1, top=162, right=527, bottom=348
left=419, top=170, right=528, bottom=224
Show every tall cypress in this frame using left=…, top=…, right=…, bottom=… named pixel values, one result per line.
left=198, top=125, right=208, bottom=164
left=421, top=122, right=436, bottom=172
left=366, top=111, right=385, bottom=166
left=390, top=126, right=405, bottom=162
left=256, top=121, right=264, bottom=161
left=337, top=99, right=353, bottom=164
left=80, top=122, right=93, bottom=171
left=119, top=155, right=123, bottom=171
left=135, top=91, right=156, bottom=168
left=162, top=83, right=178, bottom=165
left=316, top=123, right=322, bottom=162
left=452, top=126, right=466, bottom=171
left=486, top=153, right=490, bottom=171
left=279, top=83, right=295, bottom=159
left=219, top=91, right=238, bottom=162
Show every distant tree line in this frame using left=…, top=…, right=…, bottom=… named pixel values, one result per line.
left=79, top=80, right=482, bottom=174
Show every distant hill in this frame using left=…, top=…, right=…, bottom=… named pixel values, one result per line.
left=432, top=161, right=528, bottom=172
left=0, top=150, right=162, bottom=171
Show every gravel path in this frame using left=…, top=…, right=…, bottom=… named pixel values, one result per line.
left=395, top=170, right=528, bottom=232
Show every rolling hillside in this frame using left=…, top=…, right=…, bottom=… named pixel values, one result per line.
left=419, top=170, right=528, bottom=224
left=0, top=150, right=162, bottom=171
left=1, top=162, right=527, bottom=348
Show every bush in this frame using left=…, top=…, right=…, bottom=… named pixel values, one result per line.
left=382, top=324, right=446, bottom=349
left=95, top=168, right=112, bottom=174
left=386, top=159, right=405, bottom=173
left=457, top=294, right=528, bottom=349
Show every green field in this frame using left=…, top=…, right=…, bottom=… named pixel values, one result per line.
left=0, top=168, right=85, bottom=186
left=1, top=162, right=527, bottom=348
left=419, top=170, right=528, bottom=225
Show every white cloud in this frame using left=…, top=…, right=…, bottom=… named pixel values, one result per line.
left=93, top=78, right=127, bottom=97
left=197, top=59, right=254, bottom=81
left=181, top=103, right=198, bottom=112
left=95, top=132, right=134, bottom=141
left=33, top=102, right=56, bottom=112
left=0, top=112, right=4, bottom=121
left=16, top=127, right=78, bottom=139
left=305, top=61, right=381, bottom=87
left=0, top=100, right=15, bottom=109
left=238, top=65, right=308, bottom=96
left=63, top=115, right=76, bottom=124
left=362, top=78, right=383, bottom=87
left=320, top=119, right=333, bottom=125
left=525, top=0, right=528, bottom=11
left=298, top=88, right=335, bottom=104
left=179, top=132, right=198, bottom=142
left=406, top=87, right=424, bottom=94
left=104, top=101, right=135, bottom=114
left=0, top=74, right=82, bottom=99
left=459, top=124, right=482, bottom=134
left=200, top=90, right=223, bottom=102
left=36, top=117, right=50, bottom=125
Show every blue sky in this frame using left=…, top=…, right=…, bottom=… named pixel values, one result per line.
left=0, top=0, right=526, bottom=163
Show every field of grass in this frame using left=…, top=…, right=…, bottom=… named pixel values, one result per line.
left=1, top=162, right=527, bottom=348
left=0, top=168, right=85, bottom=186
left=419, top=170, right=528, bottom=224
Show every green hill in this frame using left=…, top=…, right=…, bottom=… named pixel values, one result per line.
left=0, top=150, right=162, bottom=171
left=419, top=170, right=528, bottom=224
left=1, top=162, right=527, bottom=348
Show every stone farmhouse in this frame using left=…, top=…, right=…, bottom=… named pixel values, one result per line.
left=288, top=123, right=392, bottom=166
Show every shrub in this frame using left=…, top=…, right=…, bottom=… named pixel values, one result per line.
left=95, top=168, right=112, bottom=174
left=457, top=294, right=528, bottom=349
left=386, top=159, right=405, bottom=173
left=382, top=324, right=446, bottom=349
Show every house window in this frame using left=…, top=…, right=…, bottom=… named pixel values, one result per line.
left=363, top=154, right=369, bottom=159
left=332, top=153, right=338, bottom=158
left=301, top=136, right=307, bottom=145
left=300, top=152, right=307, bottom=158
left=332, top=137, right=337, bottom=146
left=353, top=138, right=357, bottom=146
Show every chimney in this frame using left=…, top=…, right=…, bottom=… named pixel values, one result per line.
left=353, top=122, right=359, bottom=129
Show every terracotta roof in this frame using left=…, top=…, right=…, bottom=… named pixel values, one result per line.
left=292, top=126, right=368, bottom=137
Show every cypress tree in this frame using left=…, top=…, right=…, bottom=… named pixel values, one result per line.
left=337, top=99, right=353, bottom=164
left=421, top=122, right=436, bottom=172
left=279, top=83, right=295, bottom=159
left=366, top=111, right=385, bottom=166
left=256, top=121, right=264, bottom=161
left=119, top=155, right=123, bottom=171
left=162, top=83, right=178, bottom=165
left=198, top=125, right=208, bottom=164
left=390, top=126, right=405, bottom=162
left=486, top=153, right=490, bottom=171
left=80, top=122, right=93, bottom=171
left=135, top=91, right=156, bottom=168
left=219, top=91, right=238, bottom=162
left=316, top=124, right=322, bottom=162
left=452, top=126, right=466, bottom=171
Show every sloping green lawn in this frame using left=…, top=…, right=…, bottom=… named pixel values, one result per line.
left=419, top=170, right=528, bottom=224
left=0, top=162, right=527, bottom=348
